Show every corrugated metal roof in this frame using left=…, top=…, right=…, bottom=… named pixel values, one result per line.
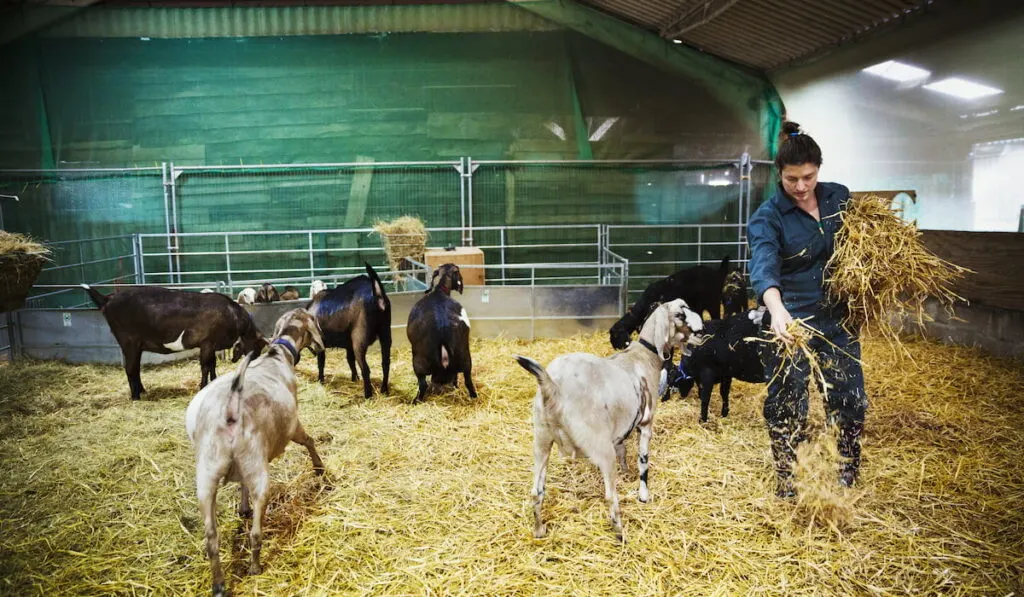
left=577, top=0, right=938, bottom=70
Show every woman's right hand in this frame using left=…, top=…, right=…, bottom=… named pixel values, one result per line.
left=762, top=287, right=794, bottom=343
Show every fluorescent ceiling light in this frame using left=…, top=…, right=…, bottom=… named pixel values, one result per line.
left=588, top=117, right=619, bottom=142
left=707, top=179, right=731, bottom=187
left=923, top=77, right=1003, bottom=100
left=862, top=60, right=930, bottom=82
left=672, top=39, right=682, bottom=44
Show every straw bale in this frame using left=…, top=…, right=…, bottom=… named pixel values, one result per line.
left=827, top=194, right=971, bottom=351
left=0, top=231, right=51, bottom=312
left=373, top=216, right=428, bottom=289
left=1, top=332, right=1022, bottom=595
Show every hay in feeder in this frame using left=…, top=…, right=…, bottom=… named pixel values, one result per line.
left=826, top=194, right=970, bottom=350
left=373, top=216, right=428, bottom=289
left=0, top=231, right=51, bottom=312
left=1, top=333, right=1023, bottom=594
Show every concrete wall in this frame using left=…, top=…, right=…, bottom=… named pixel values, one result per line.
left=919, top=299, right=1023, bottom=360
left=13, top=284, right=621, bottom=365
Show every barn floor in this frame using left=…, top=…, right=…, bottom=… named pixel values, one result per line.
left=1, top=333, right=1022, bottom=595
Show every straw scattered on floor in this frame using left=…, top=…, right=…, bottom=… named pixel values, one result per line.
left=827, top=194, right=971, bottom=351
left=1, top=332, right=1022, bottom=595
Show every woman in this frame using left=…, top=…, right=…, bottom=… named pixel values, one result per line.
left=747, top=121, right=868, bottom=498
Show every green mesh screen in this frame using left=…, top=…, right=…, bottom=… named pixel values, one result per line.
left=0, top=15, right=780, bottom=307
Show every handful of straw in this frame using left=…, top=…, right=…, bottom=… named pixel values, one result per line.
left=373, top=216, right=428, bottom=289
left=826, top=194, right=970, bottom=347
left=749, top=317, right=835, bottom=400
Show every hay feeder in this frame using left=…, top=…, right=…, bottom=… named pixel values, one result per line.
left=0, top=231, right=50, bottom=312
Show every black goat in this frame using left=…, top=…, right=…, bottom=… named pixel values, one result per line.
left=610, top=256, right=730, bottom=350
left=671, top=309, right=765, bottom=422
left=255, top=283, right=280, bottom=303
left=83, top=284, right=267, bottom=400
left=406, top=263, right=477, bottom=403
left=721, top=270, right=749, bottom=317
left=307, top=263, right=391, bottom=398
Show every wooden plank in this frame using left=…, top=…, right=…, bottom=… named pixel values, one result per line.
left=342, top=156, right=374, bottom=251
left=920, top=230, right=1024, bottom=312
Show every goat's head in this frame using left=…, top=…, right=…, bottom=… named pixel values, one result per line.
left=231, top=331, right=268, bottom=362
left=721, top=270, right=748, bottom=316
left=428, top=263, right=464, bottom=295
left=255, top=282, right=280, bottom=303
left=609, top=317, right=635, bottom=350
left=640, top=298, right=703, bottom=359
left=272, top=308, right=326, bottom=356
left=309, top=280, right=327, bottom=299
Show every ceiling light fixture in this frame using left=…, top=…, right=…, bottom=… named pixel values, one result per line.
left=861, top=60, right=930, bottom=82
left=923, top=77, right=1003, bottom=100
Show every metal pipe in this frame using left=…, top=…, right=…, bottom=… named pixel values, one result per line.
left=161, top=162, right=173, bottom=286
left=169, top=162, right=181, bottom=284
left=0, top=167, right=162, bottom=174
left=308, top=232, right=315, bottom=282
left=224, top=235, right=232, bottom=295
left=469, top=157, right=743, bottom=166
left=458, top=158, right=466, bottom=246
left=41, top=254, right=135, bottom=272
left=172, top=160, right=459, bottom=171
left=136, top=234, right=146, bottom=284
left=466, top=157, right=476, bottom=246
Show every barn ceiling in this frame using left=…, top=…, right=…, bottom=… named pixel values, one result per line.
left=0, top=0, right=1002, bottom=73
left=575, top=0, right=940, bottom=70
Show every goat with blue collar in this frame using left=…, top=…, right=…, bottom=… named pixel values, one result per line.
left=185, top=308, right=326, bottom=597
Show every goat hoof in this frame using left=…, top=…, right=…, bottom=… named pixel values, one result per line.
left=212, top=583, right=226, bottom=597
left=248, top=562, right=262, bottom=576
left=533, top=524, right=547, bottom=538
left=237, top=508, right=252, bottom=519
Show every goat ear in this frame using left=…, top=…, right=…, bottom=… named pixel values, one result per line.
left=456, top=271, right=464, bottom=294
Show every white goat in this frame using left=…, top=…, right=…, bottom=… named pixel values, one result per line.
left=515, top=299, right=702, bottom=541
left=309, top=279, right=327, bottom=299
left=236, top=287, right=257, bottom=305
left=185, top=308, right=326, bottom=596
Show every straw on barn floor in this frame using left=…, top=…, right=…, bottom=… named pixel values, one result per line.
left=1, top=332, right=1022, bottom=595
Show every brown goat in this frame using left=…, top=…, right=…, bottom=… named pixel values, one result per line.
left=83, top=284, right=266, bottom=400
left=255, top=283, right=280, bottom=303
left=280, top=286, right=300, bottom=301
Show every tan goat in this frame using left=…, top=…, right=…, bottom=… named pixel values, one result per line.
left=515, top=299, right=702, bottom=541
left=184, top=308, right=326, bottom=596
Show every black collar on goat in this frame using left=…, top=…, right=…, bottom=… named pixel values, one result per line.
left=637, top=338, right=661, bottom=357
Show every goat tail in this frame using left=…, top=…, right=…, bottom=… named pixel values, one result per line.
left=225, top=346, right=261, bottom=425
left=80, top=284, right=109, bottom=309
left=513, top=355, right=559, bottom=405
left=364, top=262, right=389, bottom=311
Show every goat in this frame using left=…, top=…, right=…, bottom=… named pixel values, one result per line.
left=407, top=263, right=476, bottom=403
left=185, top=308, right=326, bottom=596
left=237, top=287, right=257, bottom=305
left=280, top=286, right=300, bottom=301
left=83, top=284, right=266, bottom=400
left=515, top=299, right=703, bottom=541
left=200, top=288, right=215, bottom=294
left=721, top=270, right=749, bottom=317
left=307, top=263, right=391, bottom=398
left=255, top=283, right=280, bottom=304
left=609, top=256, right=730, bottom=350
left=309, top=280, right=327, bottom=299
left=671, top=308, right=765, bottom=422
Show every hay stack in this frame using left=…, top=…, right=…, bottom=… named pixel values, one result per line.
left=373, top=216, right=428, bottom=289
left=826, top=194, right=970, bottom=347
left=0, top=231, right=51, bottom=312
